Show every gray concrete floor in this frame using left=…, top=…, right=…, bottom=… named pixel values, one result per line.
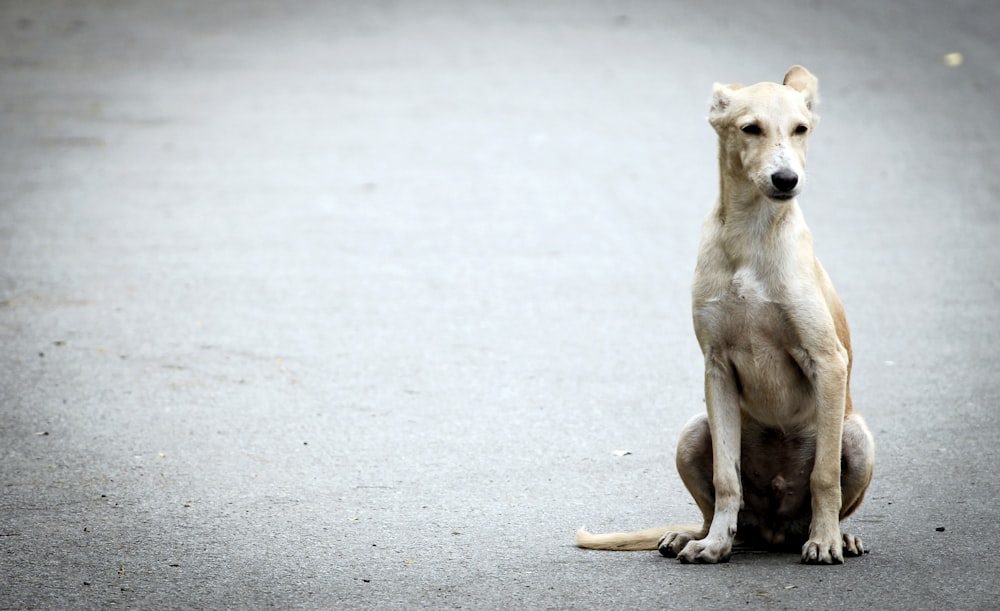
left=2, top=0, right=998, bottom=608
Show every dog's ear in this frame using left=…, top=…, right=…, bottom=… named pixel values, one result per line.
left=709, top=82, right=743, bottom=128
left=782, top=65, right=819, bottom=111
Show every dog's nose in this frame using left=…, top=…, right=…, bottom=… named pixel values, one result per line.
left=771, top=170, right=798, bottom=193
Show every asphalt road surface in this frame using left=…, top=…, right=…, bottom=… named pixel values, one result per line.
left=2, top=1, right=998, bottom=609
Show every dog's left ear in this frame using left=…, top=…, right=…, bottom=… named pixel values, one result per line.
left=782, top=65, right=819, bottom=112
left=709, top=82, right=744, bottom=129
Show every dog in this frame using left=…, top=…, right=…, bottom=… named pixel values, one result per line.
left=576, top=66, right=875, bottom=564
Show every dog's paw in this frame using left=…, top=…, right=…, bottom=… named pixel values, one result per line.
left=657, top=531, right=696, bottom=558
left=801, top=531, right=867, bottom=563
left=675, top=536, right=732, bottom=564
left=842, top=532, right=865, bottom=557
left=801, top=537, right=845, bottom=564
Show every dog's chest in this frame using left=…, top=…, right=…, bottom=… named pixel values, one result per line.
left=695, top=267, right=814, bottom=424
left=696, top=268, right=796, bottom=349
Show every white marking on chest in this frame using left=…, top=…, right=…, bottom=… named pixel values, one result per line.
left=729, top=267, right=768, bottom=303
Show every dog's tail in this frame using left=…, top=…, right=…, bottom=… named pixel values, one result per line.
left=575, top=524, right=702, bottom=551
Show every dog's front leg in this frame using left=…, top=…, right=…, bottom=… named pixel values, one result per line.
left=802, top=348, right=849, bottom=564
left=677, top=358, right=741, bottom=564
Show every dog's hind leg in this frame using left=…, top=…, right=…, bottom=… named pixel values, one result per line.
left=658, top=414, right=713, bottom=558
left=575, top=414, right=712, bottom=553
left=838, top=412, right=875, bottom=555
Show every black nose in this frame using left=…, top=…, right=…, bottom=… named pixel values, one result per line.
left=771, top=170, right=798, bottom=193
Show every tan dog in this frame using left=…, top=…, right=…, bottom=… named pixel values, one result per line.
left=576, top=66, right=875, bottom=564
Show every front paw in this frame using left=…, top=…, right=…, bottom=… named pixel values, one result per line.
left=676, top=536, right=732, bottom=564
left=801, top=536, right=845, bottom=564
left=801, top=531, right=867, bottom=563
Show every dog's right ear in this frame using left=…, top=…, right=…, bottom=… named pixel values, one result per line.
left=782, top=65, right=819, bottom=111
left=709, top=83, right=742, bottom=129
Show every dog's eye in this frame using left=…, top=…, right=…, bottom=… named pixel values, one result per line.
left=794, top=124, right=808, bottom=135
left=741, top=124, right=762, bottom=135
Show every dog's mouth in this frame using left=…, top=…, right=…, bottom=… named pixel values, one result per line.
left=768, top=192, right=797, bottom=201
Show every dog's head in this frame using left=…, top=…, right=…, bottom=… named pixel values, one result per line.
left=708, top=66, right=819, bottom=202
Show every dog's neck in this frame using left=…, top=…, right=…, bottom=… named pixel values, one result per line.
left=715, top=171, right=806, bottom=270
